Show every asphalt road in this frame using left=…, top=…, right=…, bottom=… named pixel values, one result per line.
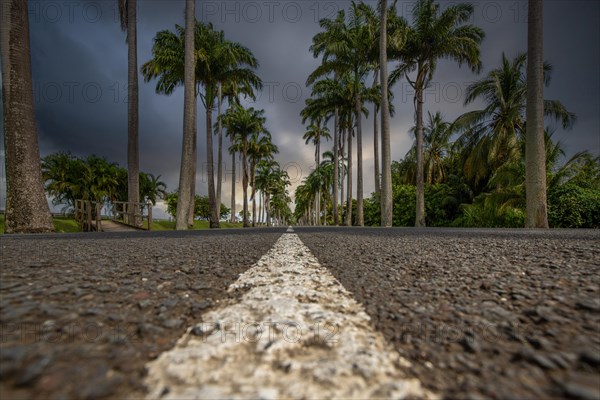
left=1, top=227, right=599, bottom=399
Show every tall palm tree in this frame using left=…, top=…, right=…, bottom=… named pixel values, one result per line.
left=216, top=83, right=223, bottom=215
left=356, top=3, right=380, bottom=198
left=220, top=81, right=254, bottom=224
left=248, top=132, right=278, bottom=227
left=391, top=0, right=485, bottom=227
left=220, top=105, right=268, bottom=227
left=300, top=111, right=331, bottom=225
left=379, top=0, right=393, bottom=227
left=177, top=0, right=195, bottom=229
left=118, top=0, right=140, bottom=223
left=525, top=0, right=547, bottom=228
left=378, top=0, right=409, bottom=226
left=1, top=0, right=54, bottom=233
left=303, top=78, right=352, bottom=225
left=227, top=134, right=243, bottom=223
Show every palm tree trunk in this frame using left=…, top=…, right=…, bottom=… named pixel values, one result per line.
left=175, top=0, right=196, bottom=230
left=345, top=125, right=353, bottom=226
left=380, top=0, right=393, bottom=227
left=258, top=191, right=263, bottom=225
left=216, top=83, right=223, bottom=211
left=316, top=141, right=321, bottom=226
left=187, top=184, right=195, bottom=226
left=1, top=0, right=54, bottom=233
left=265, top=193, right=271, bottom=227
left=340, top=126, right=346, bottom=220
left=186, top=109, right=196, bottom=227
left=415, top=68, right=426, bottom=228
left=251, top=160, right=256, bottom=227
left=373, top=71, right=380, bottom=196
left=206, top=106, right=220, bottom=228
left=230, top=151, right=236, bottom=223
left=242, top=141, right=250, bottom=227
left=323, top=192, right=327, bottom=225
left=355, top=94, right=364, bottom=226
left=333, top=108, right=339, bottom=225
left=126, top=0, right=140, bottom=225
left=525, top=0, right=548, bottom=228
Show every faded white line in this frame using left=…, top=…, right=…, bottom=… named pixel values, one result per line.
left=286, top=226, right=294, bottom=232
left=145, top=233, right=435, bottom=399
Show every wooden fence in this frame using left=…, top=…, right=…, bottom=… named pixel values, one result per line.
left=74, top=200, right=102, bottom=232
left=111, top=201, right=153, bottom=231
left=74, top=200, right=153, bottom=232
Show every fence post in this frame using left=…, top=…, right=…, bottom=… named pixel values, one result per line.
left=86, top=201, right=92, bottom=231
left=96, top=202, right=102, bottom=232
left=147, top=202, right=152, bottom=231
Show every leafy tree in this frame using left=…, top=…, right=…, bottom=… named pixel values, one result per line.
left=165, top=192, right=230, bottom=221
left=548, top=184, right=600, bottom=228
left=42, top=153, right=166, bottom=213
left=454, top=53, right=575, bottom=192
left=400, top=112, right=455, bottom=185
left=140, top=173, right=167, bottom=205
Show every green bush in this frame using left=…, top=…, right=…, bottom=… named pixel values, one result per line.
left=392, top=185, right=416, bottom=226
left=457, top=193, right=525, bottom=228
left=363, top=192, right=381, bottom=226
left=548, top=184, right=600, bottom=228
left=389, top=184, right=458, bottom=227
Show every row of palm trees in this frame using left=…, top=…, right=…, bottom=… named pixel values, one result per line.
left=297, top=0, right=550, bottom=228
left=0, top=0, right=291, bottom=232
left=140, top=1, right=290, bottom=229
left=221, top=105, right=291, bottom=226
left=141, top=6, right=261, bottom=229
left=0, top=0, right=550, bottom=232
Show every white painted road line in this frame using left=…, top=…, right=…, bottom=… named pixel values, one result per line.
left=286, top=226, right=294, bottom=232
left=144, top=233, right=436, bottom=399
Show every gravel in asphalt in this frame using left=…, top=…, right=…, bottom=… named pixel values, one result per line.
left=1, top=227, right=599, bottom=400
left=296, top=227, right=600, bottom=400
left=0, top=229, right=284, bottom=400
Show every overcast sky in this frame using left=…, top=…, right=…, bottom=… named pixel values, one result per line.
left=1, top=0, right=599, bottom=218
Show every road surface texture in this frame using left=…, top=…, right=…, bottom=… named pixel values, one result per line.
left=296, top=227, right=600, bottom=400
left=0, top=227, right=599, bottom=399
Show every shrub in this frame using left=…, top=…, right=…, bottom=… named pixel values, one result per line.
left=548, top=184, right=600, bottom=228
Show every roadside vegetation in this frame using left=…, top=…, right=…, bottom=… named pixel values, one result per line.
left=0, top=215, right=80, bottom=234
left=296, top=0, right=599, bottom=228
left=2, top=0, right=596, bottom=232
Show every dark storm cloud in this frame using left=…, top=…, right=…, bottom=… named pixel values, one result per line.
left=1, top=0, right=598, bottom=213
